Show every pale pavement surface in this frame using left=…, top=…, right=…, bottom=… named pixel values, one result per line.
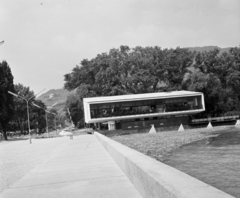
left=0, top=135, right=142, bottom=198
left=0, top=137, right=67, bottom=192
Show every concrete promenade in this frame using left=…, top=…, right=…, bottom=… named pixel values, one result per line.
left=1, top=135, right=142, bottom=198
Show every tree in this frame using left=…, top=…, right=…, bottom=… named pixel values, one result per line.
left=64, top=94, right=83, bottom=127
left=63, top=46, right=195, bottom=124
left=64, top=46, right=194, bottom=94
left=225, top=47, right=240, bottom=111
left=30, top=100, right=47, bottom=133
left=64, top=45, right=240, bottom=121
left=183, top=71, right=227, bottom=116
left=47, top=108, right=58, bottom=131
left=184, top=46, right=240, bottom=116
left=11, top=84, right=35, bottom=134
left=7, top=84, right=48, bottom=135
left=0, top=61, right=15, bottom=140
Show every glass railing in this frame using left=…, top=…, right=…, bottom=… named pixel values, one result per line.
left=190, top=115, right=239, bottom=123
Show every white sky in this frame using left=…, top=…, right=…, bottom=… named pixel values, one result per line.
left=0, top=0, right=239, bottom=94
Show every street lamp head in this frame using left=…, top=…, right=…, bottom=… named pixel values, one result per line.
left=52, top=102, right=58, bottom=107
left=47, top=102, right=58, bottom=109
left=28, top=88, right=46, bottom=101
left=32, top=102, right=41, bottom=108
left=35, top=88, right=46, bottom=96
left=58, top=108, right=63, bottom=113
left=8, top=91, right=19, bottom=97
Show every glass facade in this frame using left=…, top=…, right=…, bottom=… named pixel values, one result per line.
left=90, top=96, right=202, bottom=119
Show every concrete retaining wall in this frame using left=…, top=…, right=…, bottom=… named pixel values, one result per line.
left=94, top=132, right=234, bottom=198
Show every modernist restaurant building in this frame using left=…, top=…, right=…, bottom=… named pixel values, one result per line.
left=83, top=91, right=205, bottom=130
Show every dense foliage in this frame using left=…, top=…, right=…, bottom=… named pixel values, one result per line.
left=0, top=62, right=66, bottom=139
left=0, top=80, right=64, bottom=139
left=64, top=46, right=240, bottom=122
left=183, top=48, right=240, bottom=116
left=9, top=84, right=64, bottom=134
left=0, top=61, right=15, bottom=140
left=7, top=84, right=45, bottom=134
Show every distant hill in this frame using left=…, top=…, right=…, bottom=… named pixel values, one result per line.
left=187, top=46, right=231, bottom=53
left=37, top=89, right=75, bottom=111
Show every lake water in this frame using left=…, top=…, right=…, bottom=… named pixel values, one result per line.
left=164, top=127, right=240, bottom=198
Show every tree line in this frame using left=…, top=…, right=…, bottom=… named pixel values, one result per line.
left=1, top=46, right=239, bottom=138
left=64, top=45, right=240, bottom=126
left=0, top=61, right=64, bottom=140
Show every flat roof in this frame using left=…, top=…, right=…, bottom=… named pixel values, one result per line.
left=83, top=91, right=202, bottom=104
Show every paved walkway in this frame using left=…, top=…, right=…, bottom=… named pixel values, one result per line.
left=1, top=135, right=142, bottom=198
left=0, top=136, right=68, bottom=192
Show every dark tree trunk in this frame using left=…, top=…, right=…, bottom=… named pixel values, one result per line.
left=2, top=124, right=8, bottom=140
left=22, top=121, right=25, bottom=134
left=17, top=120, right=22, bottom=136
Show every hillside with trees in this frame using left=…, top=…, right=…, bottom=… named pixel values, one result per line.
left=187, top=46, right=230, bottom=53
left=37, top=89, right=75, bottom=111
left=64, top=45, right=240, bottom=126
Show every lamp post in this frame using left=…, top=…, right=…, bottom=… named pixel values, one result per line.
left=32, top=103, right=50, bottom=138
left=59, top=112, right=65, bottom=128
left=53, top=108, right=63, bottom=134
left=47, top=103, right=58, bottom=136
left=50, top=112, right=57, bottom=136
left=8, top=88, right=45, bottom=144
left=67, top=108, right=74, bottom=126
left=32, top=102, right=58, bottom=138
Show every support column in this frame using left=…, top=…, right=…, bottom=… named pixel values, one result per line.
left=108, top=121, right=116, bottom=130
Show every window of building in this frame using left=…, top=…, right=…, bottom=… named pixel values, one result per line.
left=89, top=95, right=203, bottom=119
